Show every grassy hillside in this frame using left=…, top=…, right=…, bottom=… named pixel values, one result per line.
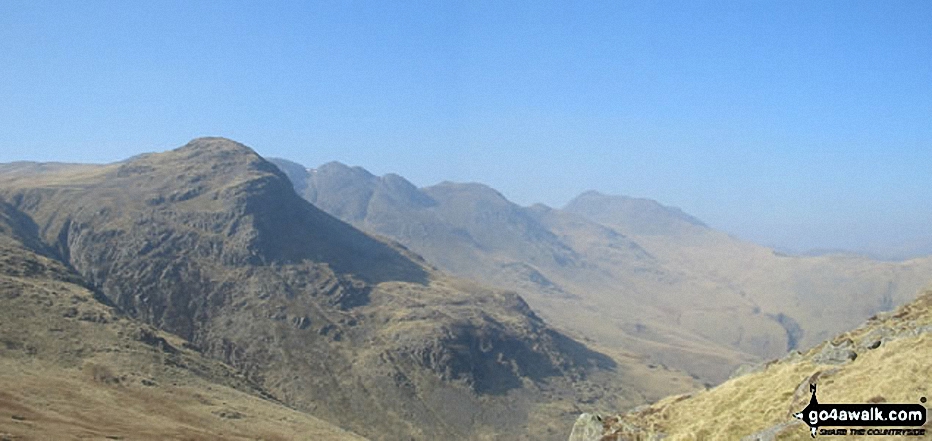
left=569, top=287, right=932, bottom=440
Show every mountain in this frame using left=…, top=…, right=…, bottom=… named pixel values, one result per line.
left=569, top=286, right=932, bottom=440
left=563, top=190, right=707, bottom=237
left=0, top=138, right=689, bottom=441
left=272, top=160, right=739, bottom=377
left=0, top=198, right=366, bottom=440
left=273, top=159, right=574, bottom=276
left=272, top=158, right=932, bottom=385
left=564, top=191, right=932, bottom=354
left=272, top=159, right=761, bottom=380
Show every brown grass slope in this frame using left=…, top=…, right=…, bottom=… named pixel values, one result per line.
left=0, top=138, right=651, bottom=441
left=0, top=208, right=367, bottom=440
left=570, top=287, right=932, bottom=440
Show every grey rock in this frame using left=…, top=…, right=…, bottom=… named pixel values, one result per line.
left=568, top=413, right=604, bottom=441
left=811, top=340, right=857, bottom=365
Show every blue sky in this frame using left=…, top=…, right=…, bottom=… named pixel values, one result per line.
left=1, top=1, right=930, bottom=257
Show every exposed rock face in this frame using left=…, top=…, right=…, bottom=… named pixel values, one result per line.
left=0, top=207, right=367, bottom=440
left=0, top=138, right=629, bottom=440
left=810, top=339, right=858, bottom=365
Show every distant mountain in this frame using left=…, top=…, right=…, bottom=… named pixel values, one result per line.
left=275, top=158, right=718, bottom=382
left=271, top=159, right=585, bottom=291
left=571, top=286, right=932, bottom=440
left=563, top=190, right=707, bottom=236
left=0, top=139, right=668, bottom=440
left=273, top=158, right=932, bottom=385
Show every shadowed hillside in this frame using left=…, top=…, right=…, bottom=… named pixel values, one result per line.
left=0, top=203, right=368, bottom=440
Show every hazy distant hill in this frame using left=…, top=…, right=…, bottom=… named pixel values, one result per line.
left=564, top=191, right=932, bottom=354
left=273, top=158, right=932, bottom=384
left=571, top=286, right=932, bottom=440
left=273, top=159, right=580, bottom=295
left=563, top=190, right=707, bottom=237
left=0, top=138, right=695, bottom=441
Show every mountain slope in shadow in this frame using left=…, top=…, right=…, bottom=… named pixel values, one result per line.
left=0, top=201, right=368, bottom=441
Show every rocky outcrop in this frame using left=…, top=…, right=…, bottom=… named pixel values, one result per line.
left=568, top=413, right=604, bottom=441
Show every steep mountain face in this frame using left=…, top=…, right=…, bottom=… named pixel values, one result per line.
left=0, top=202, right=367, bottom=440
left=0, top=138, right=646, bottom=440
left=271, top=159, right=758, bottom=381
left=570, top=287, right=932, bottom=440
left=273, top=159, right=932, bottom=385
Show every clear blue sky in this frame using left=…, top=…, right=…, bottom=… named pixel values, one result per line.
left=1, top=1, right=930, bottom=257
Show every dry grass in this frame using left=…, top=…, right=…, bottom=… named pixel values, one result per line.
left=0, top=358, right=368, bottom=441
left=609, top=290, right=932, bottom=440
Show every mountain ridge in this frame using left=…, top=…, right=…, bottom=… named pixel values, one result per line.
left=564, top=190, right=708, bottom=236
left=272, top=157, right=932, bottom=385
left=0, top=138, right=680, bottom=440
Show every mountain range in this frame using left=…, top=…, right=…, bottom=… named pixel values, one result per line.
left=271, top=158, right=932, bottom=384
left=1, top=138, right=928, bottom=440
left=0, top=138, right=696, bottom=440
